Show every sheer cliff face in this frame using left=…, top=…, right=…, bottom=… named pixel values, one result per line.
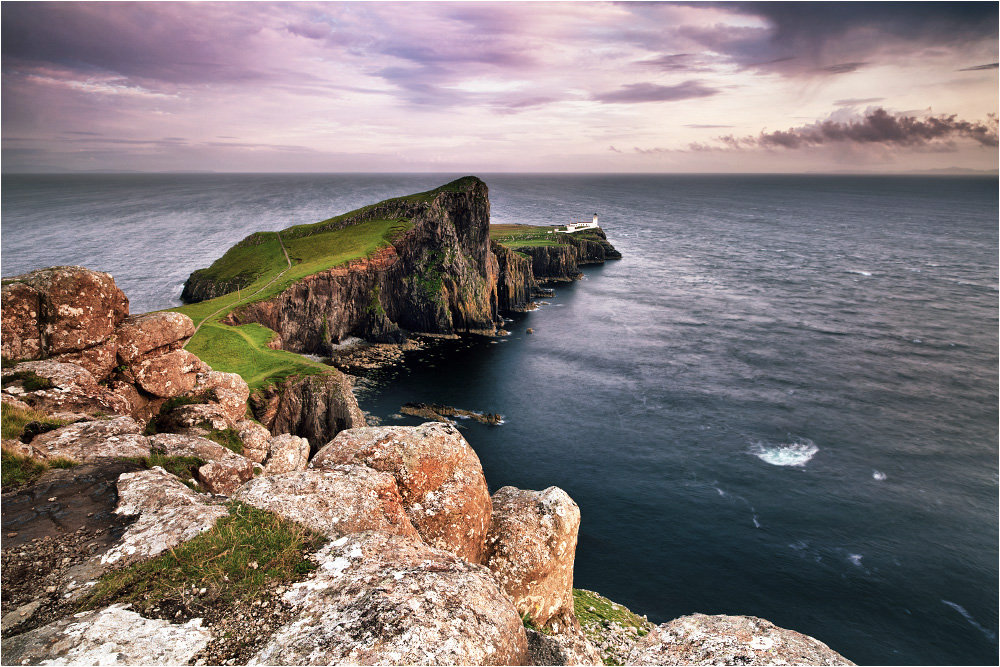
left=226, top=179, right=504, bottom=353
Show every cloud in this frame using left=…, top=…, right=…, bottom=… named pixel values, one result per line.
left=818, top=62, right=866, bottom=74
left=730, top=108, right=999, bottom=150
left=594, top=81, right=718, bottom=104
left=958, top=63, right=999, bottom=71
left=834, top=98, right=886, bottom=107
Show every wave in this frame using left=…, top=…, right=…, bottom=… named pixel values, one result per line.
left=750, top=438, right=818, bottom=467
left=873, top=470, right=887, bottom=481
left=942, top=600, right=997, bottom=642
left=847, top=270, right=872, bottom=276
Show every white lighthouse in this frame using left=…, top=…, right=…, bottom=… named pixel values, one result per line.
left=593, top=213, right=599, bottom=225
left=558, top=212, right=601, bottom=233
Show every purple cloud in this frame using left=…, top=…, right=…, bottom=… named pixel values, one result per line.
left=594, top=81, right=718, bottom=104
left=958, top=63, right=999, bottom=71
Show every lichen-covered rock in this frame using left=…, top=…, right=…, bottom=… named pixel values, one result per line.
left=236, top=419, right=272, bottom=463
left=161, top=402, right=233, bottom=433
left=262, top=433, right=310, bottom=474
left=29, top=416, right=150, bottom=462
left=626, top=614, right=856, bottom=666
left=312, top=422, right=492, bottom=564
left=232, top=467, right=419, bottom=540
left=101, top=503, right=228, bottom=565
left=148, top=433, right=255, bottom=495
left=483, top=485, right=581, bottom=631
left=193, top=370, right=251, bottom=423
left=134, top=349, right=209, bottom=398
left=1, top=360, right=131, bottom=416
left=0, top=266, right=129, bottom=360
left=116, top=311, right=195, bottom=363
left=114, top=466, right=208, bottom=515
left=527, top=627, right=603, bottom=666
left=0, top=604, right=211, bottom=666
left=51, top=338, right=119, bottom=381
left=248, top=531, right=530, bottom=666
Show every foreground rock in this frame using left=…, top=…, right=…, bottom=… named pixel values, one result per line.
left=28, top=416, right=150, bottom=462
left=627, top=614, right=856, bottom=666
left=2, top=360, right=131, bottom=417
left=484, top=486, right=581, bottom=632
left=232, top=467, right=419, bottom=541
left=0, top=604, right=211, bottom=666
left=313, top=422, right=493, bottom=564
left=249, top=531, right=530, bottom=666
left=148, top=433, right=258, bottom=495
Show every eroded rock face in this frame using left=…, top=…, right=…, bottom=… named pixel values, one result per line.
left=148, top=433, right=256, bottom=495
left=0, top=266, right=129, bottom=362
left=0, top=604, right=211, bottom=666
left=232, top=467, right=419, bottom=541
left=134, top=349, right=209, bottom=398
left=251, top=371, right=365, bottom=450
left=626, top=614, right=856, bottom=666
left=249, top=531, right=530, bottom=666
left=262, top=433, right=310, bottom=474
left=312, top=422, right=492, bottom=564
left=116, top=311, right=195, bottom=363
left=29, top=416, right=150, bottom=462
left=1, top=360, right=131, bottom=417
left=483, top=486, right=581, bottom=631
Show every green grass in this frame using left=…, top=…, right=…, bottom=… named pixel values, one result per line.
left=119, top=451, right=208, bottom=490
left=1, top=402, right=68, bottom=440
left=81, top=501, right=326, bottom=613
left=204, top=427, right=244, bottom=455
left=2, top=448, right=77, bottom=491
left=574, top=588, right=652, bottom=636
left=1, top=370, right=55, bottom=392
left=490, top=223, right=562, bottom=248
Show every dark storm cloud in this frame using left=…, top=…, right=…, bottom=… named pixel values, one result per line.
left=594, top=81, right=718, bottom=104
left=958, top=63, right=999, bottom=71
left=731, top=109, right=999, bottom=150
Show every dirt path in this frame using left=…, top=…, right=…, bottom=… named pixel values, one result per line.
left=187, top=231, right=292, bottom=342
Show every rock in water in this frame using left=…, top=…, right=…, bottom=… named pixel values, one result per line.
left=248, top=531, right=530, bottom=666
left=312, top=422, right=492, bottom=564
left=483, top=486, right=581, bottom=632
left=626, top=614, right=856, bottom=666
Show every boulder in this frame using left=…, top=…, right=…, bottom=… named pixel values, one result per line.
left=52, top=338, right=119, bottom=381
left=0, top=266, right=128, bottom=360
left=313, top=422, right=492, bottom=563
left=262, top=433, right=310, bottom=474
left=236, top=419, right=272, bottom=463
left=161, top=402, right=233, bottom=433
left=148, top=433, right=256, bottom=495
left=248, top=531, right=531, bottom=666
left=626, top=614, right=856, bottom=666
left=29, top=416, right=150, bottom=462
left=232, top=467, right=419, bottom=541
left=134, top=349, right=209, bottom=398
left=527, top=627, right=603, bottom=666
left=193, top=370, right=251, bottom=423
left=483, top=486, right=581, bottom=631
left=116, top=311, right=195, bottom=363
left=0, top=604, right=210, bottom=666
left=1, top=360, right=131, bottom=416
left=114, top=466, right=209, bottom=515
left=102, top=503, right=228, bottom=565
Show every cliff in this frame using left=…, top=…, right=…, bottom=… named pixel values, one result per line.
left=509, top=227, right=622, bottom=282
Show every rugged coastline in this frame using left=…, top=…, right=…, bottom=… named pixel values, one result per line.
left=1, top=178, right=855, bottom=666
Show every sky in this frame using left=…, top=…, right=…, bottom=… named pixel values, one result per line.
left=2, top=1, right=998, bottom=173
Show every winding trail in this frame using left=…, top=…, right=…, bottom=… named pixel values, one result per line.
left=187, top=231, right=292, bottom=343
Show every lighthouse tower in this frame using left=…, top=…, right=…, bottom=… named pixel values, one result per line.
left=593, top=213, right=598, bottom=226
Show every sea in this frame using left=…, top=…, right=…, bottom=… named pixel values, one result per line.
left=2, top=173, right=997, bottom=665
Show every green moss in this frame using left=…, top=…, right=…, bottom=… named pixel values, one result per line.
left=204, top=427, right=244, bottom=455
left=574, top=588, right=652, bottom=636
left=1, top=370, right=54, bottom=392
left=80, top=501, right=326, bottom=612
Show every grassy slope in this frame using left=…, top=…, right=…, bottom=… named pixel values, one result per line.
left=490, top=222, right=599, bottom=248
left=170, top=178, right=480, bottom=390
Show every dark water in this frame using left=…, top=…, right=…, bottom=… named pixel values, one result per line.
left=3, top=173, right=997, bottom=665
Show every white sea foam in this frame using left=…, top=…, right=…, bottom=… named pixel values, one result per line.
left=848, top=553, right=863, bottom=567
left=942, top=600, right=997, bottom=641
left=750, top=438, right=818, bottom=467
left=873, top=470, right=887, bottom=481
left=847, top=270, right=872, bottom=276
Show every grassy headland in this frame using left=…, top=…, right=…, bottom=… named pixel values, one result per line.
left=170, top=178, right=482, bottom=391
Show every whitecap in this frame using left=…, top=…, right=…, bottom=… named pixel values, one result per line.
left=750, top=438, right=818, bottom=467
left=873, top=470, right=887, bottom=481
left=942, top=600, right=997, bottom=642
left=848, top=553, right=863, bottom=567
left=847, top=270, right=872, bottom=276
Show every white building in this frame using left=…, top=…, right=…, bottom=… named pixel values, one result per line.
left=557, top=213, right=599, bottom=233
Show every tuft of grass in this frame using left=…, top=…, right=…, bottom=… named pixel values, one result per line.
left=1, top=370, right=55, bottom=392
left=81, top=501, right=326, bottom=613
left=203, top=427, right=243, bottom=455
left=574, top=588, right=652, bottom=637
left=1, top=403, right=68, bottom=441
left=1, top=447, right=77, bottom=491
left=120, top=450, right=207, bottom=487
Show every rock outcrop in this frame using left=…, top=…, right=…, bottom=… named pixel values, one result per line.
left=483, top=486, right=581, bottom=632
left=626, top=614, right=856, bottom=666
left=313, top=422, right=492, bottom=564
left=510, top=227, right=621, bottom=283
left=29, top=416, right=150, bottom=462
left=249, top=372, right=365, bottom=451
left=248, top=532, right=531, bottom=666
